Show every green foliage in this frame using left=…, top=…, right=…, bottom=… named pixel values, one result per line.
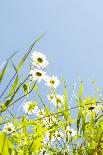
left=0, top=132, right=14, bottom=155
left=0, top=37, right=103, bottom=155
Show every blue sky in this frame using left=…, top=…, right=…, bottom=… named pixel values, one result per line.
left=0, top=0, right=103, bottom=96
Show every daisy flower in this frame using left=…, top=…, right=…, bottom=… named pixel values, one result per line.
left=31, top=106, right=46, bottom=118
left=42, top=115, right=57, bottom=127
left=47, top=93, right=55, bottom=103
left=31, top=51, right=49, bottom=68
left=45, top=75, right=60, bottom=89
left=29, top=69, right=47, bottom=83
left=55, top=94, right=64, bottom=106
left=66, top=126, right=77, bottom=137
left=87, top=104, right=102, bottom=115
left=23, top=101, right=37, bottom=115
left=43, top=130, right=63, bottom=144
left=53, top=130, right=63, bottom=141
left=3, top=123, right=15, bottom=134
left=47, top=93, right=64, bottom=107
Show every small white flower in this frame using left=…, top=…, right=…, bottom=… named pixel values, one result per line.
left=53, top=130, right=63, bottom=141
left=38, top=109, right=46, bottom=117
left=29, top=69, right=47, bottom=83
left=32, top=107, right=46, bottom=118
left=31, top=51, right=49, bottom=68
left=43, top=131, right=63, bottom=144
left=87, top=104, right=102, bottom=115
left=23, top=101, right=37, bottom=115
left=47, top=93, right=55, bottom=103
left=47, top=93, right=64, bottom=107
left=42, top=115, right=57, bottom=127
left=3, top=123, right=15, bottom=134
left=45, top=75, right=60, bottom=88
left=40, top=148, right=49, bottom=155
left=66, top=126, right=77, bottom=137
left=54, top=94, right=64, bottom=107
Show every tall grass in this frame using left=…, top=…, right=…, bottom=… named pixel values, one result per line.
left=0, top=36, right=103, bottom=155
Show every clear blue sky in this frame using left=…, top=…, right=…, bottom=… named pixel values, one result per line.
left=0, top=0, right=103, bottom=95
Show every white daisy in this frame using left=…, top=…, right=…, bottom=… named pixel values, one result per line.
left=87, top=104, right=102, bottom=115
left=66, top=126, right=77, bottom=137
left=45, top=75, right=60, bottom=88
left=43, top=130, right=63, bottom=144
left=31, top=51, right=49, bottom=68
left=38, top=109, right=46, bottom=117
left=47, top=93, right=64, bottom=107
left=29, top=69, right=47, bottom=83
left=42, top=115, right=57, bottom=127
left=47, top=93, right=55, bottom=103
left=40, top=148, right=49, bottom=155
left=3, top=123, right=15, bottom=134
left=55, top=94, right=64, bottom=106
left=23, top=101, right=37, bottom=115
left=32, top=107, right=46, bottom=118
left=53, top=130, right=63, bottom=141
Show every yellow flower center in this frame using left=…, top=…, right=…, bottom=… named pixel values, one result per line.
left=50, top=80, right=55, bottom=84
left=50, top=96, right=54, bottom=99
left=36, top=72, right=42, bottom=77
left=37, top=57, right=43, bottom=63
left=28, top=104, right=36, bottom=112
left=8, top=128, right=12, bottom=132
left=88, top=106, right=95, bottom=111
left=56, top=98, right=61, bottom=103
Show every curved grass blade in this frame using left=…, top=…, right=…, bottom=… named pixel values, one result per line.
left=17, top=33, right=45, bottom=72
left=5, top=62, right=19, bottom=99
left=0, top=34, right=44, bottom=99
left=0, top=50, right=19, bottom=84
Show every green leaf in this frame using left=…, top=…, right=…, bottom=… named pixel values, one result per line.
left=0, top=132, right=14, bottom=155
left=17, top=34, right=45, bottom=72
left=62, top=78, right=69, bottom=110
left=0, top=63, right=9, bottom=84
left=23, top=83, right=29, bottom=95
left=5, top=75, right=19, bottom=99
left=0, top=50, right=19, bottom=84
left=77, top=108, right=82, bottom=132
left=78, top=81, right=83, bottom=106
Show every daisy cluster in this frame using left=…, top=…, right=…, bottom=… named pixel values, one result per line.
left=23, top=51, right=65, bottom=116
left=2, top=51, right=77, bottom=153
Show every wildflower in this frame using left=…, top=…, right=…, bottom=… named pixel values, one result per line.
left=55, top=94, right=64, bottom=106
left=43, top=130, right=63, bottom=144
left=47, top=93, right=55, bottom=103
left=87, top=104, right=102, bottom=114
left=29, top=69, right=47, bottom=82
left=53, top=130, right=63, bottom=141
left=31, top=106, right=46, bottom=118
left=31, top=51, right=49, bottom=68
left=66, top=126, right=77, bottom=137
left=45, top=75, right=60, bottom=88
left=47, top=93, right=64, bottom=107
left=38, top=109, right=46, bottom=117
left=40, top=148, right=49, bottom=155
left=3, top=123, right=15, bottom=134
left=42, top=115, right=57, bottom=127
left=23, top=101, right=37, bottom=115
